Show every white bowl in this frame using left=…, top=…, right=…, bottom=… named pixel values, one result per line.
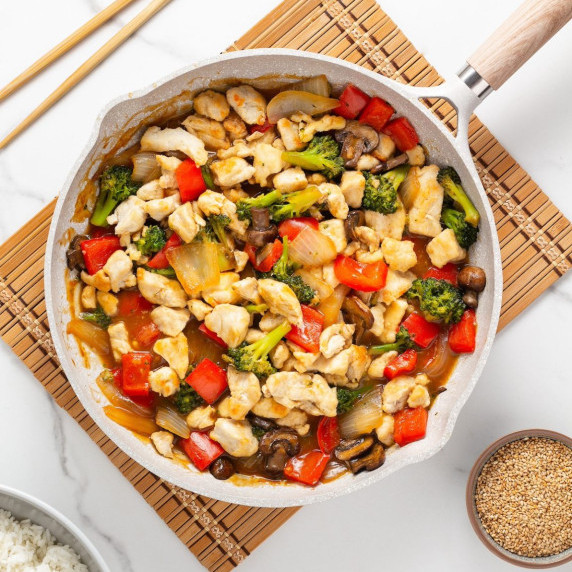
left=45, top=49, right=502, bottom=507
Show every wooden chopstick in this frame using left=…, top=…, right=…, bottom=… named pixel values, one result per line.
left=0, top=0, right=139, bottom=103
left=0, top=0, right=173, bottom=150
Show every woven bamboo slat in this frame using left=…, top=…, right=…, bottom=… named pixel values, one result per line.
left=0, top=1, right=569, bottom=570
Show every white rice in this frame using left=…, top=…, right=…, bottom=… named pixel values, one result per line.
left=0, top=509, right=88, bottom=571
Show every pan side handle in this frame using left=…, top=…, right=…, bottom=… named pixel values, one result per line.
left=467, top=0, right=572, bottom=91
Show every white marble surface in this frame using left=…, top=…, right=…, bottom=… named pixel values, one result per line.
left=0, top=1, right=571, bottom=570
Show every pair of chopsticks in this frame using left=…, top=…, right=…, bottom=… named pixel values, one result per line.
left=0, top=0, right=173, bottom=150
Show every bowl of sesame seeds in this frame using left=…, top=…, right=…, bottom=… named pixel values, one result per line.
left=466, top=429, right=572, bottom=568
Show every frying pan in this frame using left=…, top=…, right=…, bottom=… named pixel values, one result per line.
left=45, top=0, right=572, bottom=506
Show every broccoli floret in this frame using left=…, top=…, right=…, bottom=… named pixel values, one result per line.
left=406, top=278, right=465, bottom=324
left=174, top=382, right=204, bottom=414
left=437, top=167, right=480, bottom=227
left=144, top=266, right=177, bottom=278
left=224, top=321, right=292, bottom=379
left=208, top=214, right=231, bottom=249
left=245, top=303, right=269, bottom=314
left=441, top=208, right=479, bottom=249
left=369, top=326, right=415, bottom=355
left=135, top=226, right=167, bottom=256
left=236, top=190, right=283, bottom=221
left=362, top=165, right=409, bottom=214
left=282, top=135, right=344, bottom=180
left=336, top=386, right=369, bottom=415
left=80, top=306, right=111, bottom=329
left=90, top=165, right=140, bottom=227
left=270, top=187, right=323, bottom=223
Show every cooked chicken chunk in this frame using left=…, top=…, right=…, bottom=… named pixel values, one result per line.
left=368, top=350, right=398, bottom=379
left=137, top=179, right=163, bottom=201
left=381, top=299, right=408, bottom=343
left=375, top=414, right=395, bottom=446
left=103, top=250, right=136, bottom=293
left=222, top=366, right=261, bottom=420
left=319, top=219, right=347, bottom=254
left=408, top=384, right=430, bottom=408
left=259, top=312, right=288, bottom=332
left=210, top=157, right=256, bottom=188
left=202, top=272, right=241, bottom=306
left=168, top=202, right=204, bottom=243
left=298, top=114, right=346, bottom=143
left=252, top=143, right=284, bottom=187
left=276, top=118, right=305, bottom=151
left=251, top=397, right=289, bottom=419
left=156, top=155, right=182, bottom=189
left=141, top=126, right=207, bottom=166
left=81, top=270, right=111, bottom=292
left=354, top=226, right=381, bottom=251
left=226, top=85, right=267, bottom=126
left=319, top=323, right=355, bottom=358
left=223, top=112, right=248, bottom=141
left=426, top=228, right=467, bottom=268
left=196, top=189, right=235, bottom=218
left=257, top=279, right=303, bottom=326
left=153, top=333, right=188, bottom=379
left=346, top=345, right=370, bottom=384
left=340, top=170, right=365, bottom=208
left=382, top=237, right=417, bottom=272
left=144, top=193, right=181, bottom=221
left=182, top=115, right=229, bottom=151
left=322, top=262, right=340, bottom=289
left=356, top=154, right=380, bottom=171
left=370, top=303, right=386, bottom=338
left=108, top=195, right=146, bottom=235
left=319, top=183, right=349, bottom=219
left=186, top=405, right=217, bottom=429
left=193, top=90, right=230, bottom=122
left=187, top=299, right=213, bottom=321
left=406, top=145, right=426, bottom=166
left=379, top=269, right=416, bottom=305
left=287, top=348, right=320, bottom=373
left=276, top=409, right=310, bottom=436
left=273, top=167, right=307, bottom=192
left=210, top=418, right=258, bottom=457
left=81, top=285, right=96, bottom=310
left=270, top=341, right=290, bottom=369
left=149, top=366, right=180, bottom=397
left=150, top=306, right=190, bottom=337
left=204, top=304, right=250, bottom=348
left=364, top=202, right=406, bottom=240
left=231, top=277, right=262, bottom=304
left=108, top=322, right=132, bottom=361
left=94, top=293, right=117, bottom=318
left=137, top=268, right=187, bottom=308
left=373, top=133, right=396, bottom=161
left=150, top=431, right=174, bottom=458
left=382, top=375, right=416, bottom=414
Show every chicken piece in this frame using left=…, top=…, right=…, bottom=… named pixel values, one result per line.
left=259, top=312, right=286, bottom=332
left=204, top=304, right=250, bottom=348
left=150, top=306, right=190, bottom=337
left=137, top=179, right=163, bottom=201
left=369, top=304, right=386, bottom=338
left=233, top=250, right=249, bottom=273
left=276, top=118, right=305, bottom=151
left=108, top=322, right=132, bottom=361
left=97, top=291, right=118, bottom=317
left=124, top=242, right=146, bottom=264
left=273, top=167, right=307, bottom=192
left=226, top=85, right=267, bottom=126
left=311, top=348, right=352, bottom=386
left=408, top=384, right=431, bottom=408
left=298, top=114, right=346, bottom=143
left=252, top=143, right=284, bottom=187
left=210, top=157, right=256, bottom=188
left=187, top=299, right=213, bottom=321
left=355, top=249, right=384, bottom=264
left=251, top=397, right=289, bottom=419
left=210, top=418, right=258, bottom=457
left=193, top=90, right=230, bottom=122
left=382, top=238, right=417, bottom=272
left=381, top=299, right=408, bottom=343
left=372, top=133, right=396, bottom=161
left=223, top=112, right=248, bottom=141
left=168, top=202, right=203, bottom=243
left=406, top=145, right=426, bottom=166
left=231, top=277, right=262, bottom=304
left=149, top=366, right=180, bottom=397
left=319, top=219, right=347, bottom=254
left=346, top=345, right=370, bottom=384
left=354, top=226, right=380, bottom=251
left=375, top=414, right=395, bottom=446
left=257, top=279, right=303, bottom=326
left=102, top=250, right=136, bottom=293
left=288, top=348, right=320, bottom=373
left=426, top=228, right=467, bottom=268
left=153, top=333, right=188, bottom=379
left=223, top=187, right=250, bottom=203
left=382, top=375, right=416, bottom=414
left=144, top=192, right=180, bottom=221
left=368, top=350, right=398, bottom=379
left=263, top=372, right=338, bottom=417
left=221, top=366, right=261, bottom=420
left=81, top=285, right=96, bottom=310
left=196, top=189, right=234, bottom=218
left=415, top=373, right=431, bottom=386
left=155, top=155, right=182, bottom=189
left=183, top=114, right=229, bottom=151
left=141, top=126, right=207, bottom=166
left=186, top=405, right=217, bottom=429
left=322, top=262, right=340, bottom=289
left=379, top=270, right=416, bottom=305
left=81, top=270, right=111, bottom=293
left=276, top=409, right=310, bottom=436
left=107, top=196, right=146, bottom=235
left=137, top=268, right=187, bottom=308
left=202, top=272, right=241, bottom=306
left=356, top=154, right=380, bottom=171
left=270, top=341, right=290, bottom=369
left=150, top=431, right=174, bottom=458
left=400, top=165, right=444, bottom=237
left=364, top=202, right=406, bottom=241
left=319, top=323, right=355, bottom=358
left=319, top=183, right=349, bottom=220
left=340, top=170, right=365, bottom=208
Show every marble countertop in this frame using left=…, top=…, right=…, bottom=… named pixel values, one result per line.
left=0, top=1, right=571, bottom=570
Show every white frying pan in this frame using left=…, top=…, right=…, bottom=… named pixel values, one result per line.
left=45, top=0, right=572, bottom=506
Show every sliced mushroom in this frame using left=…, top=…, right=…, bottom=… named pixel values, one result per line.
left=66, top=234, right=88, bottom=271
left=340, top=134, right=366, bottom=169
left=334, top=435, right=374, bottom=462
left=348, top=443, right=385, bottom=474
left=335, top=120, right=379, bottom=167
left=259, top=429, right=300, bottom=475
left=462, top=290, right=478, bottom=309
left=246, top=207, right=278, bottom=248
left=371, top=152, right=409, bottom=174
left=458, top=266, right=486, bottom=293
left=249, top=414, right=277, bottom=432
left=344, top=210, right=365, bottom=241
left=342, top=295, right=374, bottom=343
left=209, top=457, right=235, bottom=480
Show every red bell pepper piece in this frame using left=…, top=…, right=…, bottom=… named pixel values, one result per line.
left=383, top=117, right=419, bottom=152
left=286, top=305, right=324, bottom=353
left=249, top=120, right=273, bottom=134
left=448, top=309, right=477, bottom=353
left=186, top=358, right=228, bottom=404
left=333, top=84, right=370, bottom=119
left=180, top=432, right=224, bottom=471
left=244, top=239, right=283, bottom=273
left=199, top=323, right=228, bottom=349
left=110, top=367, right=123, bottom=386
left=110, top=367, right=156, bottom=408
left=317, top=417, right=341, bottom=454
left=80, top=235, right=121, bottom=275
left=175, top=159, right=207, bottom=203
left=278, top=217, right=319, bottom=241
left=90, top=226, right=114, bottom=239
left=423, top=263, right=458, bottom=286
left=284, top=450, right=330, bottom=486
left=134, top=320, right=161, bottom=348
left=358, top=97, right=394, bottom=131
left=402, top=313, right=440, bottom=349
left=334, top=255, right=388, bottom=292
left=146, top=233, right=183, bottom=269
left=121, top=352, right=152, bottom=397
left=384, top=348, right=418, bottom=380
left=117, top=291, right=154, bottom=316
left=393, top=407, right=428, bottom=447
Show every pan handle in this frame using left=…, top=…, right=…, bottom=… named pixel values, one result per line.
left=466, top=0, right=572, bottom=91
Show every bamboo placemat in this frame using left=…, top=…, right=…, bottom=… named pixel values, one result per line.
left=1, top=0, right=571, bottom=570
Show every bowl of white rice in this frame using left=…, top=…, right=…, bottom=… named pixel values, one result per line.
left=0, top=484, right=110, bottom=571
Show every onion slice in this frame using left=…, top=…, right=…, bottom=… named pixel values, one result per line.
left=167, top=242, right=220, bottom=295
left=156, top=404, right=190, bottom=439
left=267, top=91, right=339, bottom=123
left=67, top=319, right=111, bottom=358
left=104, top=406, right=159, bottom=436
left=286, top=75, right=331, bottom=97
left=132, top=152, right=161, bottom=183
left=96, top=373, right=154, bottom=417
left=289, top=226, right=337, bottom=267
left=318, top=284, right=350, bottom=327
left=339, top=387, right=383, bottom=439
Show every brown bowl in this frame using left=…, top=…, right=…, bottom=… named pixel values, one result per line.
left=466, top=429, right=572, bottom=569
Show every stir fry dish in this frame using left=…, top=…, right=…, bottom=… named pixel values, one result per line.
left=66, top=76, right=487, bottom=486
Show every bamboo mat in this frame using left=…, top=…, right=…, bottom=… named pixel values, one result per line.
left=1, top=0, right=571, bottom=570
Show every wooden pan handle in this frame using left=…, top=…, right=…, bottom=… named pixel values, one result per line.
left=467, top=0, right=572, bottom=90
